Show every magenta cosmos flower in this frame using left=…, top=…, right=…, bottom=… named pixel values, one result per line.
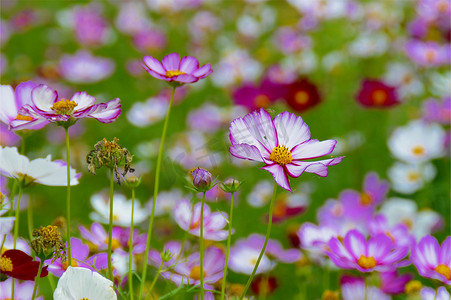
left=10, top=84, right=121, bottom=130
left=229, top=109, right=343, bottom=191
left=326, top=229, right=409, bottom=273
left=141, top=53, right=212, bottom=85
left=411, top=235, right=451, bottom=285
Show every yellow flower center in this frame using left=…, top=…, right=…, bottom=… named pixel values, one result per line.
left=0, top=256, right=13, bottom=272
left=15, top=114, right=33, bottom=121
left=269, top=145, right=293, bottom=166
left=80, top=298, right=89, bottom=300
left=357, top=255, right=377, bottom=269
left=62, top=259, right=78, bottom=270
left=435, top=264, right=451, bottom=280
left=104, top=238, right=121, bottom=250
left=372, top=89, right=388, bottom=105
left=165, top=70, right=186, bottom=78
left=405, top=280, right=422, bottom=294
left=189, top=266, right=205, bottom=281
left=360, top=192, right=372, bottom=206
left=412, top=146, right=425, bottom=156
left=254, top=94, right=270, bottom=108
left=51, top=99, right=78, bottom=115
left=407, top=171, right=421, bottom=182
left=322, top=290, right=340, bottom=300
left=295, top=91, right=309, bottom=105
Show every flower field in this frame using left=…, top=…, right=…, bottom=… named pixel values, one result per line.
left=0, top=0, right=450, bottom=299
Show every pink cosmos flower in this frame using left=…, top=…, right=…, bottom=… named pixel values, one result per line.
left=10, top=84, right=121, bottom=130
left=326, top=229, right=409, bottom=272
left=229, top=109, right=343, bottom=191
left=421, top=286, right=450, bottom=300
left=405, top=40, right=450, bottom=67
left=378, top=271, right=413, bottom=295
left=173, top=199, right=230, bottom=241
left=340, top=275, right=391, bottom=300
left=411, top=235, right=451, bottom=285
left=141, top=53, right=212, bottom=85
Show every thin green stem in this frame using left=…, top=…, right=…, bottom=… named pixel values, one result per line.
left=64, top=127, right=72, bottom=266
left=239, top=183, right=277, bottom=300
left=27, top=195, right=34, bottom=240
left=128, top=188, right=135, bottom=300
left=31, top=259, right=44, bottom=300
left=364, top=276, right=367, bottom=300
left=8, top=181, right=17, bottom=216
left=220, top=192, right=234, bottom=300
left=138, top=86, right=176, bottom=299
left=199, top=191, right=206, bottom=300
left=108, top=168, right=115, bottom=281
left=147, top=261, right=164, bottom=298
left=47, top=274, right=56, bottom=292
left=13, top=186, right=23, bottom=248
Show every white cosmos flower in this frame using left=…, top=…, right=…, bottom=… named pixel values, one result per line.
left=90, top=191, right=148, bottom=226
left=388, top=162, right=436, bottom=194
left=54, top=267, right=117, bottom=300
left=388, top=120, right=446, bottom=164
left=0, top=193, right=14, bottom=236
left=384, top=62, right=424, bottom=99
left=0, top=146, right=80, bottom=186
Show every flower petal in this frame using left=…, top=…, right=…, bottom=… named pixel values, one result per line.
left=291, top=139, right=337, bottom=160
left=229, top=143, right=264, bottom=162
left=343, top=230, right=366, bottom=260
left=261, top=164, right=291, bottom=191
left=173, top=74, right=198, bottom=83
left=143, top=56, right=166, bottom=74
left=31, top=84, right=58, bottom=113
left=192, top=64, right=212, bottom=78
left=367, top=234, right=392, bottom=259
left=286, top=156, right=343, bottom=177
left=180, top=56, right=199, bottom=74
left=273, top=111, right=311, bottom=149
left=88, top=98, right=121, bottom=123
left=162, top=53, right=181, bottom=71
left=15, top=81, right=39, bottom=109
left=70, top=92, right=96, bottom=111
left=440, top=236, right=451, bottom=265
left=0, top=85, right=18, bottom=123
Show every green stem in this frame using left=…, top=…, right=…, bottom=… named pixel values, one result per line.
left=239, top=183, right=277, bottom=300
left=47, top=274, right=56, bottom=292
left=128, top=188, right=135, bottom=300
left=108, top=168, right=115, bottom=281
left=200, top=191, right=206, bottom=300
left=13, top=186, right=23, bottom=248
left=64, top=127, right=72, bottom=266
left=31, top=259, right=44, bottom=300
left=138, top=86, right=176, bottom=299
left=148, top=261, right=164, bottom=298
left=364, top=276, right=367, bottom=300
left=220, top=192, right=234, bottom=300
left=27, top=195, right=34, bottom=240
left=8, top=181, right=17, bottom=216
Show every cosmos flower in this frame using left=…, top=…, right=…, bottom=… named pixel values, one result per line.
left=232, top=82, right=280, bottom=111
left=421, top=286, right=450, bottom=300
left=53, top=267, right=116, bottom=300
left=388, top=120, right=446, bottom=164
left=141, top=53, right=212, bottom=85
left=11, top=84, right=120, bottom=130
left=422, top=97, right=451, bottom=124
left=284, top=78, right=321, bottom=112
left=0, top=249, right=48, bottom=281
left=340, top=275, right=391, bottom=300
left=0, top=81, right=49, bottom=130
left=229, top=109, right=343, bottom=191
left=368, top=215, right=414, bottom=248
left=0, top=146, right=80, bottom=186
left=356, top=79, right=399, bottom=108
left=326, top=229, right=409, bottom=272
left=0, top=277, right=43, bottom=300
left=411, top=235, right=451, bottom=285
left=405, top=40, right=450, bottom=67
left=59, top=51, right=115, bottom=84
left=387, top=161, right=436, bottom=194
left=78, top=222, right=123, bottom=252
left=378, top=271, right=413, bottom=295
left=173, top=199, right=230, bottom=241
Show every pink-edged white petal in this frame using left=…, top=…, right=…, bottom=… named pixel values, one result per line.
left=229, top=143, right=264, bottom=162
left=192, top=64, right=212, bottom=78
left=261, top=164, right=291, bottom=191
left=273, top=111, right=310, bottom=149
left=0, top=146, right=29, bottom=178
left=70, top=92, right=96, bottom=111
left=286, top=156, right=343, bottom=178
left=14, top=81, right=38, bottom=109
left=31, top=84, right=58, bottom=113
left=162, top=53, right=181, bottom=71
left=28, top=155, right=80, bottom=186
left=180, top=56, right=199, bottom=74
left=343, top=230, right=366, bottom=260
left=291, top=139, right=337, bottom=160
left=141, top=63, right=169, bottom=80
left=242, top=108, right=278, bottom=154
left=173, top=74, right=198, bottom=83
left=88, top=98, right=121, bottom=123
left=439, top=237, right=451, bottom=265
left=367, top=234, right=392, bottom=259
left=0, top=85, right=17, bottom=123
left=143, top=56, right=166, bottom=74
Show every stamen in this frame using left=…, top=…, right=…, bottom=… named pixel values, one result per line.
left=15, top=114, right=33, bottom=121
left=166, top=70, right=186, bottom=78
left=435, top=264, right=451, bottom=280
left=360, top=193, right=372, bottom=206
left=412, top=146, right=425, bottom=156
left=357, top=255, right=377, bottom=269
left=269, top=145, right=293, bottom=166
left=372, top=89, right=388, bottom=105
left=0, top=256, right=13, bottom=272
left=51, top=99, right=78, bottom=115
left=189, top=266, right=205, bottom=280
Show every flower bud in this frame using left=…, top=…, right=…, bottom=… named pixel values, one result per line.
left=220, top=178, right=242, bottom=193
left=191, top=168, right=213, bottom=192
left=160, top=249, right=175, bottom=263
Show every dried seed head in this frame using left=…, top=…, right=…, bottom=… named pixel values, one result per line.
left=31, top=225, right=66, bottom=262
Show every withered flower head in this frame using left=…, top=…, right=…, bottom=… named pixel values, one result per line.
left=31, top=225, right=66, bottom=262
left=86, top=137, right=134, bottom=184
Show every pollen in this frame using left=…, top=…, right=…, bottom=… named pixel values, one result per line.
left=372, top=89, right=388, bottom=105
left=0, top=256, right=13, bottom=272
left=357, top=255, right=377, bottom=269
left=189, top=266, right=205, bottom=281
left=165, top=70, right=186, bottom=78
left=360, top=192, right=372, bottom=206
left=62, top=259, right=78, bottom=270
left=104, top=238, right=121, bottom=250
left=51, top=99, right=78, bottom=115
left=15, top=114, right=33, bottom=121
left=295, top=91, right=309, bottom=105
left=435, top=264, right=451, bottom=280
left=411, top=146, right=425, bottom=156
left=269, top=145, right=293, bottom=166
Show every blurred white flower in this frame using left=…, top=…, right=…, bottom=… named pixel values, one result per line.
left=384, top=62, right=424, bottom=99
left=388, top=162, right=436, bottom=194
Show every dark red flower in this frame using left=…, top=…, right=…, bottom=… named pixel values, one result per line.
left=284, top=78, right=321, bottom=112
left=232, top=81, right=285, bottom=111
left=0, top=249, right=48, bottom=281
left=251, top=275, right=278, bottom=296
left=356, top=79, right=400, bottom=108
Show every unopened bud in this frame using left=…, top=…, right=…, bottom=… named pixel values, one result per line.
left=220, top=178, right=242, bottom=193
left=190, top=168, right=213, bottom=192
left=160, top=249, right=175, bottom=263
